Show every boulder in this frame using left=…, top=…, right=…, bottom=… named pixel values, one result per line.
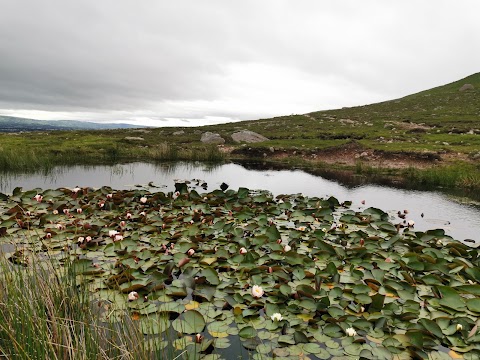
left=459, top=84, right=474, bottom=92
left=124, top=137, right=144, bottom=141
left=173, top=130, right=185, bottom=135
left=201, top=132, right=225, bottom=144
left=231, top=130, right=269, bottom=143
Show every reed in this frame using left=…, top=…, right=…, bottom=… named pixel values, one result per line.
left=0, top=255, right=177, bottom=359
left=0, top=142, right=225, bottom=173
left=0, top=148, right=54, bottom=172
left=402, top=163, right=480, bottom=190
left=149, top=143, right=225, bottom=162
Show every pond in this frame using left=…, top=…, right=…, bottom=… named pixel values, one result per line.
left=0, top=161, right=479, bottom=245
left=2, top=161, right=480, bottom=359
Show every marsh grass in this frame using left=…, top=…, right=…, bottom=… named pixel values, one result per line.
left=0, top=141, right=224, bottom=172
left=0, top=148, right=55, bottom=172
left=0, top=255, right=178, bottom=360
left=402, top=163, right=480, bottom=189
left=149, top=143, right=225, bottom=162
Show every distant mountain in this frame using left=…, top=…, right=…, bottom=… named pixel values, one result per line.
left=0, top=116, right=144, bottom=132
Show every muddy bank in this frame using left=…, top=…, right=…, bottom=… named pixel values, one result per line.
left=231, top=141, right=446, bottom=169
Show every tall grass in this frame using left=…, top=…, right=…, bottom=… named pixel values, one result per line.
left=402, top=163, right=480, bottom=190
left=0, top=255, right=176, bottom=359
left=0, top=142, right=225, bottom=173
left=149, top=143, right=225, bottom=162
left=0, top=148, right=55, bottom=172
left=0, top=148, right=93, bottom=172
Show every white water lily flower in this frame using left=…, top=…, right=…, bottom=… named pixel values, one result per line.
left=251, top=285, right=264, bottom=298
left=345, top=327, right=357, bottom=337
left=195, top=333, right=203, bottom=343
left=109, top=230, right=118, bottom=237
left=456, top=324, right=463, bottom=331
left=408, top=220, right=415, bottom=227
left=284, top=245, right=291, bottom=252
left=188, top=248, right=195, bottom=256
left=34, top=194, right=43, bottom=202
left=270, top=313, right=283, bottom=321
left=128, top=291, right=139, bottom=301
left=114, top=234, right=123, bottom=242
left=239, top=247, right=247, bottom=254
left=140, top=197, right=147, bottom=203
left=72, top=187, right=81, bottom=193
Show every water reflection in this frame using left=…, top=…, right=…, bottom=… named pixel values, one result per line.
left=0, top=161, right=478, bottom=243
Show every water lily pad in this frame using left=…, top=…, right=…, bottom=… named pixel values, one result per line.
left=172, top=310, right=205, bottom=334
left=238, top=326, right=257, bottom=339
left=139, top=314, right=169, bottom=335
left=466, top=298, right=480, bottom=313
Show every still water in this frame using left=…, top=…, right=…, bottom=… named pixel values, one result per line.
left=0, top=162, right=479, bottom=244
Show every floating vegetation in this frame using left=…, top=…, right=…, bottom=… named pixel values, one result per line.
left=0, top=184, right=480, bottom=359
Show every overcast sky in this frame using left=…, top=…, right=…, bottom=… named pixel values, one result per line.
left=0, top=1, right=479, bottom=127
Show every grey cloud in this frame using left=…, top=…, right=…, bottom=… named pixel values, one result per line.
left=0, top=1, right=479, bottom=125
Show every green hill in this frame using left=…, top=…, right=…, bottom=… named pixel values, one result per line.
left=313, top=72, right=479, bottom=130
left=204, top=72, right=480, bottom=156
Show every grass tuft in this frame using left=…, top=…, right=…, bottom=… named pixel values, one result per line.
left=0, top=255, right=175, bottom=360
left=402, top=163, right=480, bottom=189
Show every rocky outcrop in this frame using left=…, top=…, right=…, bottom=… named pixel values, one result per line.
left=201, top=132, right=225, bottom=144
left=124, top=137, right=144, bottom=141
left=173, top=130, right=185, bottom=135
left=459, top=84, right=475, bottom=92
left=231, top=130, right=269, bottom=143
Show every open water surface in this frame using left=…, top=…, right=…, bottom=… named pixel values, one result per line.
left=0, top=161, right=479, bottom=244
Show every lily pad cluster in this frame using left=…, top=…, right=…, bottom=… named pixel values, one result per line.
left=1, top=184, right=480, bottom=360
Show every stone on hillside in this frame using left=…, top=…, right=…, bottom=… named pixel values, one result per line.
left=470, top=152, right=480, bottom=160
left=201, top=132, right=225, bottom=144
left=459, top=84, right=474, bottom=92
left=124, top=137, right=144, bottom=141
left=231, top=130, right=269, bottom=143
left=173, top=130, right=185, bottom=135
